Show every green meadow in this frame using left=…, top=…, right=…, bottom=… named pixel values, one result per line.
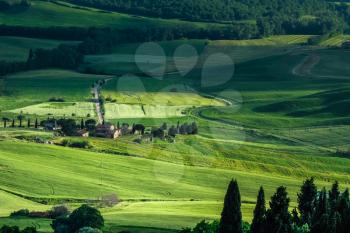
left=0, top=36, right=78, bottom=62
left=1, top=33, right=350, bottom=232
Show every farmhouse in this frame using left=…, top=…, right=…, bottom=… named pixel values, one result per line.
left=95, top=124, right=121, bottom=139
left=76, top=129, right=89, bottom=137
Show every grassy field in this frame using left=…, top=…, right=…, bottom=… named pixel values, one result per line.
left=0, top=0, right=233, bottom=30
left=0, top=69, right=109, bottom=118
left=1, top=36, right=350, bottom=232
left=0, top=138, right=348, bottom=231
left=0, top=36, right=78, bottom=62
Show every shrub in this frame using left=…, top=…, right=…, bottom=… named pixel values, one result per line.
left=76, top=227, right=102, bottom=233
left=50, top=205, right=70, bottom=219
left=0, top=225, right=20, bottom=233
left=21, top=227, right=36, bottom=233
left=10, top=209, right=29, bottom=218
left=61, top=139, right=91, bottom=149
left=28, top=211, right=51, bottom=218
left=49, top=97, right=65, bottom=102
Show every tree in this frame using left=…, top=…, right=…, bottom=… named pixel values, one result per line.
left=35, top=118, right=38, bottom=129
left=50, top=205, right=70, bottom=219
left=0, top=225, right=20, bottom=233
left=336, top=189, right=349, bottom=233
left=250, top=186, right=266, bottom=233
left=2, top=117, right=10, bottom=128
left=85, top=119, right=97, bottom=131
left=17, top=114, right=24, bottom=127
left=329, top=181, right=340, bottom=212
left=11, top=119, right=15, bottom=127
left=80, top=119, right=85, bottom=129
left=298, top=178, right=317, bottom=225
left=68, top=205, right=104, bottom=233
left=57, top=119, right=78, bottom=136
left=311, top=188, right=331, bottom=233
left=265, top=186, right=292, bottom=233
left=27, top=118, right=31, bottom=128
left=218, top=179, right=243, bottom=233
left=51, top=216, right=70, bottom=233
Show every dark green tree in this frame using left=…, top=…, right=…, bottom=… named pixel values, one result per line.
left=2, top=117, right=9, bottom=128
left=11, top=119, right=15, bottom=127
left=250, top=186, right=266, bottom=233
left=218, top=179, right=243, bottom=233
left=27, top=118, right=31, bottom=128
left=298, top=178, right=317, bottom=225
left=336, top=189, right=349, bottom=233
left=80, top=119, right=85, bottom=129
left=311, top=188, right=331, bottom=233
left=35, top=118, right=38, bottom=129
left=265, top=186, right=292, bottom=233
left=17, top=114, right=24, bottom=127
left=68, top=204, right=104, bottom=233
left=329, top=181, right=340, bottom=212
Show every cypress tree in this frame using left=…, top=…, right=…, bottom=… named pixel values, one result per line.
left=218, top=179, right=243, bottom=233
left=311, top=188, right=331, bottom=233
left=329, top=181, right=340, bottom=212
left=27, top=119, right=30, bottom=128
left=250, top=186, right=266, bottom=233
left=35, top=118, right=38, bottom=129
left=337, top=189, right=349, bottom=233
left=298, top=178, right=317, bottom=225
left=11, top=119, right=15, bottom=127
left=81, top=119, right=85, bottom=129
left=265, top=186, right=292, bottom=233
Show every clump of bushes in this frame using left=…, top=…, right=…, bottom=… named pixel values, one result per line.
left=0, top=226, right=36, bottom=233
left=10, top=209, right=29, bottom=218
left=49, top=97, right=65, bottom=102
left=61, top=139, right=92, bottom=149
left=10, top=205, right=69, bottom=219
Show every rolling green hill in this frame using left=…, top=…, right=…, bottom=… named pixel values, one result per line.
left=0, top=36, right=78, bottom=61
left=0, top=137, right=348, bottom=231
left=0, top=0, right=230, bottom=29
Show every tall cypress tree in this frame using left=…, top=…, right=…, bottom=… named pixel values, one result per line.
left=329, top=181, right=340, bottom=212
left=35, top=118, right=38, bottom=129
left=337, top=189, right=349, bottom=233
left=265, top=186, right=292, bottom=233
left=311, top=188, right=331, bottom=233
left=81, top=119, right=85, bottom=129
left=298, top=178, right=317, bottom=225
left=218, top=179, right=243, bottom=233
left=250, top=186, right=266, bottom=233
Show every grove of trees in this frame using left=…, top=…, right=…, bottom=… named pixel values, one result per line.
left=181, top=178, right=350, bottom=233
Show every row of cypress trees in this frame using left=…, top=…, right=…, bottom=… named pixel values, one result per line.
left=218, top=178, right=349, bottom=233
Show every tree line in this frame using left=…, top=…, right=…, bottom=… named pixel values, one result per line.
left=181, top=178, right=350, bottom=233
left=63, top=0, right=345, bottom=36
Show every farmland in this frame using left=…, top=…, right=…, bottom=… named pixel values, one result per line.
left=0, top=37, right=78, bottom=62
left=0, top=5, right=350, bottom=231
